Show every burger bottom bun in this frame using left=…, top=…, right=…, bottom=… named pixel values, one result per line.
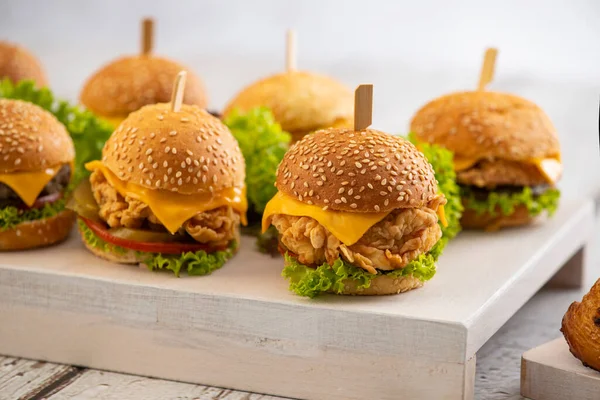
left=79, top=224, right=239, bottom=267
left=340, top=274, right=424, bottom=295
left=283, top=256, right=424, bottom=295
left=460, top=201, right=534, bottom=231
left=0, top=210, right=75, bottom=251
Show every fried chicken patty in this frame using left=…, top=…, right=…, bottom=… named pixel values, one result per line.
left=90, top=169, right=240, bottom=247
left=457, top=159, right=548, bottom=188
left=270, top=196, right=445, bottom=274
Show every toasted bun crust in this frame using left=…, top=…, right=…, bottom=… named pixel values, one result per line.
left=80, top=56, right=207, bottom=118
left=0, top=210, right=75, bottom=251
left=0, top=99, right=75, bottom=173
left=276, top=128, right=439, bottom=213
left=102, top=103, right=245, bottom=194
left=561, top=279, right=600, bottom=372
left=460, top=201, right=533, bottom=231
left=410, top=91, right=560, bottom=161
left=338, top=274, right=423, bottom=295
left=223, top=71, right=353, bottom=134
left=0, top=41, right=48, bottom=87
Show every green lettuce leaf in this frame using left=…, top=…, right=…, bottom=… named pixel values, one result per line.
left=77, top=219, right=235, bottom=277
left=0, top=197, right=67, bottom=231
left=462, top=186, right=560, bottom=217
left=0, top=79, right=114, bottom=183
left=407, top=133, right=463, bottom=256
left=282, top=251, right=437, bottom=298
left=223, top=107, right=291, bottom=214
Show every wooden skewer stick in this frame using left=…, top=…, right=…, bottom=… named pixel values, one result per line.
left=354, top=84, right=373, bottom=131
left=286, top=29, right=296, bottom=72
left=170, top=71, right=187, bottom=112
left=478, top=47, right=498, bottom=91
left=141, top=18, right=154, bottom=55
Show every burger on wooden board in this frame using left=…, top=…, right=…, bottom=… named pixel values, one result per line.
left=262, top=85, right=448, bottom=297
left=0, top=99, right=76, bottom=250
left=80, top=18, right=207, bottom=127
left=223, top=30, right=353, bottom=143
left=0, top=41, right=48, bottom=88
left=410, top=48, right=561, bottom=231
left=68, top=72, right=247, bottom=276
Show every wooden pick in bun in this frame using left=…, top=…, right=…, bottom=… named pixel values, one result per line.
left=79, top=18, right=207, bottom=127
left=0, top=41, right=48, bottom=87
left=71, top=72, right=246, bottom=275
left=561, top=279, right=600, bottom=372
left=262, top=85, right=447, bottom=297
left=410, top=48, right=562, bottom=231
left=0, top=99, right=76, bottom=250
left=223, top=30, right=353, bottom=143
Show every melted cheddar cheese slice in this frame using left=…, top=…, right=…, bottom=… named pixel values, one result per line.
left=453, top=156, right=563, bottom=184
left=0, top=165, right=64, bottom=206
left=101, top=115, right=127, bottom=128
left=86, top=161, right=247, bottom=234
left=262, top=192, right=447, bottom=246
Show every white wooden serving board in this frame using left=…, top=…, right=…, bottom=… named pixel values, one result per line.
left=521, top=337, right=600, bottom=400
left=0, top=197, right=594, bottom=400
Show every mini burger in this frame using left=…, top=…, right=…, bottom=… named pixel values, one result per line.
left=262, top=127, right=447, bottom=297
left=69, top=102, right=247, bottom=276
left=0, top=99, right=75, bottom=250
left=79, top=19, right=207, bottom=127
left=410, top=91, right=561, bottom=231
left=0, top=41, right=48, bottom=88
left=223, top=71, right=353, bottom=143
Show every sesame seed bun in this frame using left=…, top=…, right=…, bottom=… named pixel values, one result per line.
left=102, top=103, right=244, bottom=194
left=0, top=99, right=75, bottom=173
left=80, top=56, right=208, bottom=119
left=460, top=203, right=533, bottom=231
left=275, top=128, right=439, bottom=213
left=410, top=91, right=561, bottom=161
left=0, top=210, right=75, bottom=251
left=0, top=41, right=48, bottom=87
left=223, top=71, right=353, bottom=140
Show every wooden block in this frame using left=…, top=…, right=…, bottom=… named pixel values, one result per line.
left=0, top=197, right=594, bottom=400
left=521, top=337, right=600, bottom=400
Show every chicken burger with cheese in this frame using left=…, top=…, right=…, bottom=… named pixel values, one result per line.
left=410, top=91, right=561, bottom=231
left=262, top=127, right=448, bottom=297
left=69, top=103, right=247, bottom=276
left=0, top=99, right=75, bottom=250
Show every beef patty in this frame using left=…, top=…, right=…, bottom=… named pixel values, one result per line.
left=0, top=164, right=71, bottom=206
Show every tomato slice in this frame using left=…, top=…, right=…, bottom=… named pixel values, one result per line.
left=17, top=192, right=62, bottom=210
left=80, top=217, right=226, bottom=255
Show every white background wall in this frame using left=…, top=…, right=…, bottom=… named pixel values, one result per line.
left=1, top=0, right=599, bottom=195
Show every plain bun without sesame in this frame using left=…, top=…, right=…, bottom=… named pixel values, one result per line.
left=0, top=99, right=75, bottom=173
left=0, top=41, right=48, bottom=87
left=275, top=127, right=439, bottom=213
left=410, top=91, right=561, bottom=161
left=102, top=103, right=245, bottom=194
left=223, top=71, right=353, bottom=141
left=0, top=210, right=75, bottom=251
left=80, top=56, right=208, bottom=119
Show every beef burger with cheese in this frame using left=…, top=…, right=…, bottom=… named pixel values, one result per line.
left=411, top=91, right=561, bottom=231
left=0, top=99, right=75, bottom=250
left=262, top=127, right=448, bottom=297
left=69, top=103, right=247, bottom=275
